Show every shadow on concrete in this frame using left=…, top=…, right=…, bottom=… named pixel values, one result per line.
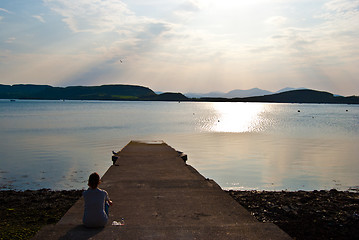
left=59, top=225, right=104, bottom=240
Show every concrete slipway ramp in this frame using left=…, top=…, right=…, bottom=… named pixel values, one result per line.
left=34, top=141, right=291, bottom=240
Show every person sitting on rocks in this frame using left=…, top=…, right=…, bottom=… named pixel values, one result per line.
left=83, top=172, right=113, bottom=227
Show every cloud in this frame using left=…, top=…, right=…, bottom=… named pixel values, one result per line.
left=43, top=0, right=136, bottom=33
left=178, top=0, right=201, bottom=13
left=136, top=22, right=172, bottom=42
left=318, top=0, right=359, bottom=30
left=324, top=0, right=359, bottom=12
left=0, top=8, right=10, bottom=22
left=173, top=0, right=201, bottom=19
left=232, top=0, right=359, bottom=93
left=43, top=0, right=176, bottom=58
left=256, top=0, right=359, bottom=63
left=315, top=0, right=359, bottom=58
left=2, top=0, right=359, bottom=95
left=265, top=16, right=287, bottom=26
left=0, top=8, right=11, bottom=14
left=5, top=37, right=16, bottom=44
left=32, top=15, right=45, bottom=23
left=0, top=53, right=105, bottom=86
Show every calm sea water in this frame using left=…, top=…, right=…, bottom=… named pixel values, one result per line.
left=1, top=99, right=359, bottom=191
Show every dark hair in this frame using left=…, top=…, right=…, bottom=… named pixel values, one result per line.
left=88, top=172, right=100, bottom=189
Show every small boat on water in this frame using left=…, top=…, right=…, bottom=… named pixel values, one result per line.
left=10, top=99, right=16, bottom=102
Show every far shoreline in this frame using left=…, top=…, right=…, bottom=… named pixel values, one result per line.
left=2, top=97, right=359, bottom=105
left=1, top=84, right=359, bottom=104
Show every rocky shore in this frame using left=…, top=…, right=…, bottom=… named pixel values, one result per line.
left=228, top=189, right=359, bottom=240
left=0, top=189, right=83, bottom=240
left=1, top=189, right=358, bottom=240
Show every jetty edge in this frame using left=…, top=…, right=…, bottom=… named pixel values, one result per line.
left=33, top=140, right=291, bottom=239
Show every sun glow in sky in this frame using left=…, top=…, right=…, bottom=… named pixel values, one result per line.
left=1, top=0, right=359, bottom=95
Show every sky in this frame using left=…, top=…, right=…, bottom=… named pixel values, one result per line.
left=1, top=0, right=359, bottom=95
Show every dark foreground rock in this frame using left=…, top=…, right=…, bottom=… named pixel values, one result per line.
left=0, top=189, right=83, bottom=240
left=228, top=190, right=359, bottom=240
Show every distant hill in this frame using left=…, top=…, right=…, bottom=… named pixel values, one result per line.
left=225, top=88, right=272, bottom=98
left=142, top=92, right=189, bottom=101
left=0, top=84, right=157, bottom=100
left=1, top=84, right=358, bottom=104
left=0, top=84, right=190, bottom=102
left=275, top=87, right=307, bottom=94
left=199, top=89, right=359, bottom=104
left=185, top=87, right=305, bottom=98
left=185, top=91, right=225, bottom=98
left=239, top=89, right=353, bottom=103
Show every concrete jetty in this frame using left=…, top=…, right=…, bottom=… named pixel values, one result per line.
left=34, top=141, right=291, bottom=239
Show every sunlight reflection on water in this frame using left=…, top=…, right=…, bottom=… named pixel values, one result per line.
left=1, top=100, right=359, bottom=191
left=209, top=103, right=267, bottom=132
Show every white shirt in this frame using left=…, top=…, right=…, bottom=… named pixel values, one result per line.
left=83, top=188, right=110, bottom=227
